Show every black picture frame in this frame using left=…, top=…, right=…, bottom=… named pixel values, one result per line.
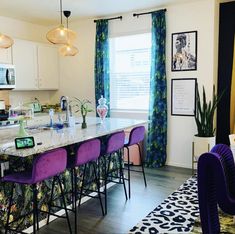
left=171, top=31, right=197, bottom=71
left=171, top=78, right=197, bottom=116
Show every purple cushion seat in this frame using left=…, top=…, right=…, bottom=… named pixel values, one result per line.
left=3, top=171, right=33, bottom=184
left=3, top=148, right=67, bottom=185
left=67, top=139, right=101, bottom=168
left=124, top=126, right=145, bottom=147
left=105, top=131, right=125, bottom=154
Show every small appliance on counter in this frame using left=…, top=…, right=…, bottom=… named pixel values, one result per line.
left=0, top=64, right=16, bottom=89
left=0, top=100, right=8, bottom=121
left=24, top=98, right=42, bottom=113
left=0, top=100, right=18, bottom=127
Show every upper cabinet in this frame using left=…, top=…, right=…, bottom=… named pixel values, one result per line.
left=12, top=39, right=59, bottom=91
left=0, top=47, right=12, bottom=64
left=38, top=45, right=59, bottom=90
left=13, top=39, right=38, bottom=90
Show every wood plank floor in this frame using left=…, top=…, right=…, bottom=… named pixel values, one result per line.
left=40, top=165, right=192, bottom=234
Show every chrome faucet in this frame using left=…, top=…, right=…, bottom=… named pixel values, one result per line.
left=60, top=96, right=70, bottom=126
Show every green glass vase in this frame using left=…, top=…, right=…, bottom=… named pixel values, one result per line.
left=18, top=120, right=28, bottom=137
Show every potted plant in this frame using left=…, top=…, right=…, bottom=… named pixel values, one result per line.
left=73, top=98, right=93, bottom=129
left=194, top=84, right=223, bottom=157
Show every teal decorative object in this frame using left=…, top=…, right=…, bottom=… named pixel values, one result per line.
left=146, top=10, right=167, bottom=168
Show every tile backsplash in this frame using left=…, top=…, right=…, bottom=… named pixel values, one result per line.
left=0, top=91, right=10, bottom=106
left=9, top=91, right=53, bottom=107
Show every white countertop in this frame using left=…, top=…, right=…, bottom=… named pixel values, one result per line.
left=0, top=117, right=147, bottom=157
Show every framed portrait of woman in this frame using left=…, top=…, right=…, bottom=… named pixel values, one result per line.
left=171, top=31, right=197, bottom=71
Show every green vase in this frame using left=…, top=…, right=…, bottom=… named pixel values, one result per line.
left=81, top=116, right=87, bottom=129
left=18, top=120, right=28, bottom=137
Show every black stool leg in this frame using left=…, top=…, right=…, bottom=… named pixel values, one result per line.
left=105, top=155, right=111, bottom=215
left=5, top=183, right=15, bottom=234
left=78, top=164, right=87, bottom=207
left=74, top=168, right=78, bottom=234
left=70, top=168, right=75, bottom=210
left=32, top=184, right=37, bottom=234
left=57, top=176, right=72, bottom=234
left=118, top=149, right=128, bottom=200
left=46, top=177, right=55, bottom=225
left=92, top=162, right=104, bottom=216
left=125, top=146, right=131, bottom=199
left=138, top=143, right=147, bottom=187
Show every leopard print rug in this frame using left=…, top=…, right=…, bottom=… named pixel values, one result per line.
left=129, top=176, right=199, bottom=234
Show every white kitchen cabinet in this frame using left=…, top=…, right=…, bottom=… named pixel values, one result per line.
left=12, top=39, right=59, bottom=91
left=12, top=39, right=38, bottom=90
left=37, top=45, right=59, bottom=90
left=0, top=47, right=12, bottom=64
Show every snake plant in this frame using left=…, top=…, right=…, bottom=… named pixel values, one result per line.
left=194, top=84, right=223, bottom=137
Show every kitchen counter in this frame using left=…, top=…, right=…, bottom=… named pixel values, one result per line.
left=0, top=117, right=147, bottom=157
left=0, top=116, right=147, bottom=232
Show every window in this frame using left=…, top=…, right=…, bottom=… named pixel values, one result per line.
left=109, top=33, right=151, bottom=111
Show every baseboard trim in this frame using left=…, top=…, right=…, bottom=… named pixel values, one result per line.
left=166, top=161, right=192, bottom=169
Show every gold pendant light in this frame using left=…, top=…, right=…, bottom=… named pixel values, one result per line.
left=59, top=44, right=78, bottom=56
left=46, top=0, right=76, bottom=45
left=0, top=33, right=14, bottom=49
left=59, top=11, right=78, bottom=56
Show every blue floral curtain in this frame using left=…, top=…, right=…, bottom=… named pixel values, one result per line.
left=146, top=10, right=167, bottom=168
left=94, top=19, right=110, bottom=117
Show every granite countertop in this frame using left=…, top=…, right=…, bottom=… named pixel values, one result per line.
left=0, top=117, right=147, bottom=158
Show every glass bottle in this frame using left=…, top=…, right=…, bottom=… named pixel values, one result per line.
left=97, top=95, right=108, bottom=123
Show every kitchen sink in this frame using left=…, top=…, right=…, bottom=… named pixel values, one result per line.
left=26, top=123, right=64, bottom=131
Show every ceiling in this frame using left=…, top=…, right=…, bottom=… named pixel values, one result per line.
left=0, top=0, right=198, bottom=26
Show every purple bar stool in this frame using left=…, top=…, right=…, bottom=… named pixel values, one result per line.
left=198, top=151, right=235, bottom=234
left=124, top=126, right=147, bottom=198
left=66, top=138, right=104, bottom=234
left=103, top=131, right=128, bottom=215
left=3, top=148, right=72, bottom=234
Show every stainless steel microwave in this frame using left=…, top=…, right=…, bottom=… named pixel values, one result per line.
left=0, top=64, right=16, bottom=89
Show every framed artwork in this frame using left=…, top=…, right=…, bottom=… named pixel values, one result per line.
left=171, top=78, right=197, bottom=116
left=171, top=31, right=197, bottom=71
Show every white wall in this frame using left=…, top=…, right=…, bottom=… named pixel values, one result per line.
left=50, top=19, right=96, bottom=111
left=166, top=0, right=216, bottom=168
left=52, top=0, right=217, bottom=168
left=0, top=16, right=53, bottom=107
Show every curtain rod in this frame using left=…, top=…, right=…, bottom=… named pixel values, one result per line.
left=133, top=8, right=166, bottom=17
left=94, top=16, right=122, bottom=23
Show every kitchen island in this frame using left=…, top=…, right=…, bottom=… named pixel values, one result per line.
left=0, top=117, right=147, bottom=232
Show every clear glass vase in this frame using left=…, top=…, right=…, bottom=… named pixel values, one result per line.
left=97, top=95, right=108, bottom=123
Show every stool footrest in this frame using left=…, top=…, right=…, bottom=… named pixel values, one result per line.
left=39, top=209, right=68, bottom=219
left=124, top=168, right=144, bottom=173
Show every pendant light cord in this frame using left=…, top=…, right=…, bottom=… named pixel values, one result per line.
left=60, top=0, right=63, bottom=25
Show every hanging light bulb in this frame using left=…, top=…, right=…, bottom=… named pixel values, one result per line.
left=59, top=11, right=78, bottom=56
left=46, top=0, right=76, bottom=45
left=0, top=33, right=14, bottom=49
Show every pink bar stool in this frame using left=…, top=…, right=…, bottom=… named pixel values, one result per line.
left=103, top=131, right=128, bottom=214
left=3, top=148, right=72, bottom=234
left=124, top=126, right=147, bottom=198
